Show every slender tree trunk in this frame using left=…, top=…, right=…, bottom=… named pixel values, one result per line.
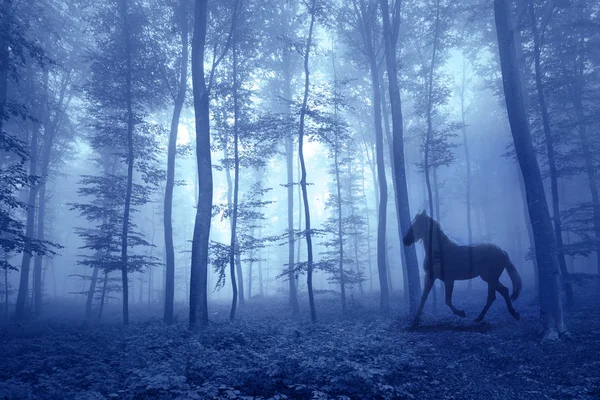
left=494, top=0, right=568, bottom=340
left=334, top=132, right=346, bottom=314
left=229, top=31, right=241, bottom=321
left=380, top=69, right=400, bottom=298
left=119, top=0, right=134, bottom=326
left=330, top=45, right=346, bottom=313
left=15, top=114, right=40, bottom=320
left=460, top=54, right=474, bottom=290
left=33, top=163, right=47, bottom=316
left=350, top=204, right=364, bottom=295
left=360, top=154, right=374, bottom=292
left=189, top=0, right=212, bottom=330
left=247, top=238, right=253, bottom=299
left=164, top=0, right=189, bottom=325
left=283, top=53, right=300, bottom=316
left=298, top=0, right=317, bottom=322
left=32, top=69, right=49, bottom=317
left=380, top=0, right=421, bottom=314
left=98, top=270, right=108, bottom=321
left=366, top=57, right=390, bottom=313
left=258, top=225, right=264, bottom=297
left=528, top=0, right=573, bottom=306
left=4, top=253, right=9, bottom=318
left=85, top=265, right=99, bottom=319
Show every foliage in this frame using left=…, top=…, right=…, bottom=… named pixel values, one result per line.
left=2, top=287, right=600, bottom=399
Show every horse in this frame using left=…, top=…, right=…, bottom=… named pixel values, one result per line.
left=403, top=210, right=522, bottom=327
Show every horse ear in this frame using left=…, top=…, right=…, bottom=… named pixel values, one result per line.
left=419, top=209, right=426, bottom=216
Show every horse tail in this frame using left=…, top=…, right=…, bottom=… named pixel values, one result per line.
left=505, top=255, right=522, bottom=302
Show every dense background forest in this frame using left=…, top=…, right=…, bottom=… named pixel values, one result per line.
left=1, top=0, right=600, bottom=398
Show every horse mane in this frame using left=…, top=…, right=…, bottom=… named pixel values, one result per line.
left=423, top=215, right=453, bottom=245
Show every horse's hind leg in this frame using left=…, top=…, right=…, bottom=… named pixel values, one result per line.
left=474, top=283, right=496, bottom=323
left=444, top=280, right=465, bottom=318
left=496, top=282, right=520, bottom=320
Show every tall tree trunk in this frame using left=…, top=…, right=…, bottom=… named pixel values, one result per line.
left=119, top=0, right=134, bottom=326
left=258, top=225, right=264, bottom=297
left=380, top=69, right=399, bottom=297
left=229, top=30, right=241, bottom=321
left=460, top=54, right=474, bottom=290
left=85, top=264, right=99, bottom=319
left=189, top=0, right=235, bottom=328
left=298, top=0, right=317, bottom=322
left=33, top=67, right=62, bottom=317
left=380, top=0, right=421, bottom=314
left=494, top=0, right=567, bottom=340
left=4, top=253, right=9, bottom=317
left=369, top=60, right=390, bottom=313
left=283, top=50, right=300, bottom=316
left=360, top=152, right=374, bottom=292
left=247, top=233, right=253, bottom=299
left=164, top=0, right=189, bottom=325
left=381, top=77, right=405, bottom=299
left=528, top=0, right=573, bottom=306
left=331, top=45, right=346, bottom=313
left=349, top=181, right=364, bottom=295
left=98, top=270, right=108, bottom=321
left=15, top=111, right=40, bottom=320
left=33, top=150, right=48, bottom=316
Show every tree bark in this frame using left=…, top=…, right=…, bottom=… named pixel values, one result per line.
left=33, top=71, right=50, bottom=317
left=380, top=0, right=421, bottom=314
left=298, top=0, right=317, bottom=322
left=460, top=54, right=474, bottom=290
left=494, top=0, right=568, bottom=340
left=283, top=48, right=300, bottom=316
left=98, top=270, right=108, bottom=321
left=164, top=0, right=189, bottom=325
left=15, top=106, right=40, bottom=320
left=528, top=0, right=573, bottom=306
left=189, top=0, right=212, bottom=329
left=119, top=0, right=134, bottom=326
left=229, top=29, right=241, bottom=321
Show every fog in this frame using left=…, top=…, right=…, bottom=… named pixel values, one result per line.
left=1, top=0, right=599, bottom=398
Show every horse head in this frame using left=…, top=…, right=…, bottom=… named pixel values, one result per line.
left=403, top=210, right=429, bottom=246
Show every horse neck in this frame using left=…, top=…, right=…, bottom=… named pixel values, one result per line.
left=422, top=221, right=450, bottom=254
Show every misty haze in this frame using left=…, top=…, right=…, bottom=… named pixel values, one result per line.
left=1, top=0, right=599, bottom=399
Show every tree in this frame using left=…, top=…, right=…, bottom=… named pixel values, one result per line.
left=3, top=0, right=57, bottom=320
left=526, top=0, right=573, bottom=306
left=343, top=0, right=390, bottom=313
left=71, top=153, right=159, bottom=321
left=298, top=0, right=317, bottom=322
left=494, top=0, right=568, bottom=340
left=85, top=0, right=168, bottom=325
left=189, top=0, right=239, bottom=329
left=164, top=0, right=190, bottom=325
left=190, top=0, right=212, bottom=330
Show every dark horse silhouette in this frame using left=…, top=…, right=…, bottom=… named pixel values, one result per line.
left=403, top=210, right=522, bottom=327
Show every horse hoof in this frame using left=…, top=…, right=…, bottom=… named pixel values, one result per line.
left=411, top=319, right=420, bottom=329
left=457, top=310, right=466, bottom=318
left=512, top=312, right=520, bottom=321
left=474, top=316, right=483, bottom=323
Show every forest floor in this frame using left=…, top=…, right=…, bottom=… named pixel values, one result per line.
left=1, top=277, right=600, bottom=400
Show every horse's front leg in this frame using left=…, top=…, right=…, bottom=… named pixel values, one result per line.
left=444, top=280, right=465, bottom=318
left=412, top=274, right=434, bottom=327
